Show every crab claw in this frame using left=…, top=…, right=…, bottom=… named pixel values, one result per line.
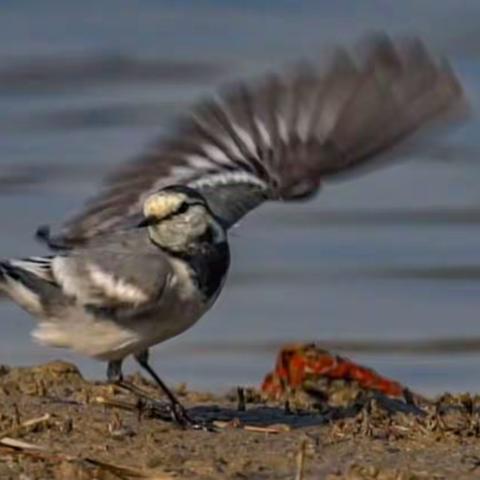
left=261, top=343, right=406, bottom=400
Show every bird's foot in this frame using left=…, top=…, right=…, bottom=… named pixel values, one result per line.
left=138, top=396, right=215, bottom=431
left=116, top=381, right=214, bottom=431
left=167, top=402, right=215, bottom=431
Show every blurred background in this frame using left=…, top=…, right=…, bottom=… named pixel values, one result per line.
left=1, top=0, right=480, bottom=395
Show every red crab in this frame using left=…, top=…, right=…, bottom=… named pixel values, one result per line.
left=261, top=343, right=405, bottom=399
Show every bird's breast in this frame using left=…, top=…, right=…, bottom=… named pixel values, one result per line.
left=182, top=241, right=230, bottom=303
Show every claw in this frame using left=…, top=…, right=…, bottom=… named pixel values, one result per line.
left=261, top=343, right=408, bottom=400
left=169, top=403, right=215, bottom=431
left=116, top=381, right=214, bottom=431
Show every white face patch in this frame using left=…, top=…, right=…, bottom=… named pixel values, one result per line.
left=87, top=263, right=149, bottom=305
left=143, top=192, right=186, bottom=220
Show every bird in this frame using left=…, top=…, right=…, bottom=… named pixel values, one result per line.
left=0, top=34, right=465, bottom=428
left=3, top=185, right=228, bottom=426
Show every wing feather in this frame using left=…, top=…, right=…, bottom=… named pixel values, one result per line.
left=42, top=34, right=465, bottom=248
left=50, top=233, right=171, bottom=307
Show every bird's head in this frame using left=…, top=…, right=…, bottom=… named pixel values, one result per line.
left=140, top=185, right=225, bottom=252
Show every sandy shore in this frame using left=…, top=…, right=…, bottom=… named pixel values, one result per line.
left=0, top=361, right=479, bottom=479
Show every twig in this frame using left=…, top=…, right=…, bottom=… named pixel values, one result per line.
left=0, top=436, right=173, bottom=479
left=294, top=440, right=307, bottom=480
left=84, top=457, right=171, bottom=479
left=94, top=396, right=138, bottom=412
left=244, top=424, right=290, bottom=434
left=93, top=395, right=172, bottom=422
left=12, top=403, right=20, bottom=426
left=0, top=413, right=51, bottom=439
left=213, top=420, right=290, bottom=434
left=0, top=437, right=46, bottom=450
left=237, top=387, right=246, bottom=412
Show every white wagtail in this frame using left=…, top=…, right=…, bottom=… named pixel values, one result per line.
left=1, top=35, right=465, bottom=427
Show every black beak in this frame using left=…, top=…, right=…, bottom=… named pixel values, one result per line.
left=136, top=216, right=157, bottom=228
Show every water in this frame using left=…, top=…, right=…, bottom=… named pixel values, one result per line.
left=2, top=1, right=480, bottom=395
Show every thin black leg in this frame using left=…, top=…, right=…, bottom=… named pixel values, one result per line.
left=135, top=351, right=183, bottom=408
left=106, top=357, right=174, bottom=422
left=107, top=360, right=123, bottom=383
left=134, top=350, right=205, bottom=429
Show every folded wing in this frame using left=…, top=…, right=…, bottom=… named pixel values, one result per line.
left=50, top=245, right=170, bottom=311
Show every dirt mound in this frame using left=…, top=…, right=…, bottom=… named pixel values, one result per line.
left=0, top=362, right=478, bottom=479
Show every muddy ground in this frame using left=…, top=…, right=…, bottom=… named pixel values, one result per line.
left=0, top=361, right=479, bottom=479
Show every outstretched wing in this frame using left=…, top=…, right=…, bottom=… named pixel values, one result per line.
left=42, top=34, right=465, bottom=248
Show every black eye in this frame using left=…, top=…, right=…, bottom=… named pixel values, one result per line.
left=177, top=202, right=189, bottom=215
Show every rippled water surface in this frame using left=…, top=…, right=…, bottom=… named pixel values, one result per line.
left=2, top=1, right=480, bottom=395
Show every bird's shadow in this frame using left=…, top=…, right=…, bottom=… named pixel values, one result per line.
left=186, top=392, right=425, bottom=429
left=190, top=403, right=325, bottom=428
